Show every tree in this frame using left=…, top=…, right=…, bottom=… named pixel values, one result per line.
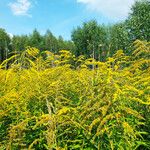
left=29, top=29, right=44, bottom=50
left=0, top=28, right=11, bottom=62
left=43, top=30, right=58, bottom=53
left=64, top=40, right=76, bottom=54
left=127, top=0, right=150, bottom=41
left=57, top=36, right=66, bottom=51
left=108, top=23, right=130, bottom=56
left=71, top=20, right=107, bottom=61
left=11, top=35, right=29, bottom=54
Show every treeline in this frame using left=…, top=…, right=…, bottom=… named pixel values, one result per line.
left=0, top=0, right=149, bottom=63
left=71, top=0, right=150, bottom=61
left=0, top=29, right=75, bottom=62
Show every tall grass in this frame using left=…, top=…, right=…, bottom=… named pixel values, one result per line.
left=0, top=40, right=150, bottom=149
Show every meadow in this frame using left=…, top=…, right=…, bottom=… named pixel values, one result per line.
left=0, top=40, right=149, bottom=149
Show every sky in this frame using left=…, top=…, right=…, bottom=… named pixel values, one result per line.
left=0, top=0, right=136, bottom=40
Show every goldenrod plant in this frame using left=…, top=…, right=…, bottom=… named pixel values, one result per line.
left=0, top=40, right=149, bottom=149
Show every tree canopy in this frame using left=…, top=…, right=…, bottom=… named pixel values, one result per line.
left=0, top=28, right=11, bottom=62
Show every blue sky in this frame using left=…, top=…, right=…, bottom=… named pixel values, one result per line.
left=0, top=0, right=135, bottom=40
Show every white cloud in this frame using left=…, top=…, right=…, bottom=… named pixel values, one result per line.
left=8, top=33, right=14, bottom=38
left=77, top=0, right=135, bottom=20
left=9, top=0, right=32, bottom=17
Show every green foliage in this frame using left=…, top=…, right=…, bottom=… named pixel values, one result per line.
left=43, top=30, right=59, bottom=53
left=71, top=0, right=150, bottom=59
left=10, top=29, right=76, bottom=60
left=108, top=23, right=131, bottom=56
left=0, top=28, right=11, bottom=62
left=126, top=0, right=150, bottom=41
left=0, top=40, right=149, bottom=149
left=71, top=20, right=108, bottom=61
left=11, top=35, right=29, bottom=53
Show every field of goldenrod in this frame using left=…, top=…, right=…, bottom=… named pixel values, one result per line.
left=0, top=40, right=150, bottom=149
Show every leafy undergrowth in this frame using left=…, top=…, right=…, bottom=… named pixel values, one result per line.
left=0, top=40, right=150, bottom=150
